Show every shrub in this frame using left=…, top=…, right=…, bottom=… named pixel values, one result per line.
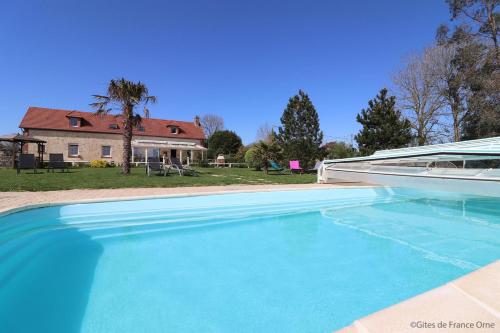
left=234, top=146, right=249, bottom=162
left=244, top=147, right=258, bottom=169
left=198, top=159, right=210, bottom=168
left=324, top=141, right=358, bottom=160
left=90, top=159, right=109, bottom=168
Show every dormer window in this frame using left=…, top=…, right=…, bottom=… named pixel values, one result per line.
left=137, top=126, right=145, bottom=132
left=69, top=117, right=79, bottom=127
left=108, top=123, right=119, bottom=130
left=167, top=125, right=180, bottom=134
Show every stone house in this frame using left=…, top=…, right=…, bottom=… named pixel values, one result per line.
left=19, top=107, right=206, bottom=165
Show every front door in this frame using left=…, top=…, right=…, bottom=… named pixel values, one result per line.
left=171, top=149, right=177, bottom=158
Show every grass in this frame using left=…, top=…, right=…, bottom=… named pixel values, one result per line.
left=0, top=166, right=316, bottom=191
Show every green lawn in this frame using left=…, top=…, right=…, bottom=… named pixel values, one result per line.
left=0, top=166, right=316, bottom=191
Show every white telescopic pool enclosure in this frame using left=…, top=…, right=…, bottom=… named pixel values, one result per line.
left=318, top=136, right=500, bottom=196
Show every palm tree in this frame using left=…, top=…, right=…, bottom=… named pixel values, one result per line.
left=91, top=78, right=157, bottom=174
left=253, top=140, right=282, bottom=174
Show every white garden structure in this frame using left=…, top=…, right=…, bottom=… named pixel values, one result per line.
left=318, top=136, right=500, bottom=196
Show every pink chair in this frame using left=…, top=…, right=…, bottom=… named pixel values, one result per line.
left=289, top=160, right=303, bottom=174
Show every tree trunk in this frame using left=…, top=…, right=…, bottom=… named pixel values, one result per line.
left=452, top=108, right=460, bottom=142
left=122, top=113, right=133, bottom=174
left=486, top=1, right=499, bottom=61
left=449, top=88, right=462, bottom=142
left=417, top=119, right=426, bottom=146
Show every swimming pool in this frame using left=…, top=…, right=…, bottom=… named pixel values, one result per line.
left=1, top=188, right=499, bottom=332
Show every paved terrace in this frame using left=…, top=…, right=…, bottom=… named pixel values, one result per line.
left=0, top=184, right=498, bottom=333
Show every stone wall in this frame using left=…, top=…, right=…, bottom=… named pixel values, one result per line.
left=25, top=129, right=204, bottom=164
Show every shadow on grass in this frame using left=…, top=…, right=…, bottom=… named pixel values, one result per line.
left=17, top=170, right=79, bottom=175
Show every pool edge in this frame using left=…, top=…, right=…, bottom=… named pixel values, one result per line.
left=0, top=183, right=374, bottom=217
left=335, top=260, right=500, bottom=333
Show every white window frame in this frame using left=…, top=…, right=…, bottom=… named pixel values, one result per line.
left=101, top=145, right=112, bottom=158
left=170, top=126, right=178, bottom=134
left=68, top=144, right=79, bottom=157
left=69, top=117, right=79, bottom=127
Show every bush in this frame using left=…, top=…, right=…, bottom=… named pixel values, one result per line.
left=324, top=141, right=358, bottom=160
left=234, top=146, right=249, bottom=163
left=244, top=147, right=258, bottom=169
left=90, top=159, right=109, bottom=168
left=197, top=159, right=210, bottom=168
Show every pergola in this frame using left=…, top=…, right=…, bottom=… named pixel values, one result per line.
left=132, top=139, right=207, bottom=165
left=0, top=134, right=47, bottom=168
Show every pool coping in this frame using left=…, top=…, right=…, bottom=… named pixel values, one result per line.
left=335, top=260, right=500, bottom=333
left=0, top=184, right=498, bottom=332
left=0, top=183, right=372, bottom=217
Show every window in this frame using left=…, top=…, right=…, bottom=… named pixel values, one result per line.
left=101, top=145, right=111, bottom=157
left=68, top=144, right=79, bottom=157
left=131, top=147, right=159, bottom=163
left=133, top=147, right=145, bottom=162
left=170, top=126, right=178, bottom=134
left=137, top=126, right=145, bottom=132
left=108, top=123, right=119, bottom=129
left=69, top=117, right=79, bottom=127
left=150, top=148, right=160, bottom=158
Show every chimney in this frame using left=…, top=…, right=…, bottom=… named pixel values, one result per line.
left=194, top=115, right=201, bottom=127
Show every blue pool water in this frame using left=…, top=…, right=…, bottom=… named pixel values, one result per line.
left=0, top=188, right=499, bottom=333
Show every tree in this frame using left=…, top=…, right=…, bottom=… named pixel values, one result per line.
left=435, top=24, right=499, bottom=140
left=438, top=1, right=500, bottom=139
left=0, top=141, right=17, bottom=157
left=461, top=67, right=500, bottom=139
left=201, top=114, right=224, bottom=139
left=276, top=90, right=324, bottom=169
left=207, top=130, right=242, bottom=158
left=392, top=47, right=446, bottom=145
left=432, top=41, right=469, bottom=142
left=255, top=123, right=275, bottom=143
left=91, top=78, right=156, bottom=175
left=446, top=0, right=499, bottom=59
left=323, top=141, right=358, bottom=160
left=251, top=140, right=282, bottom=174
left=355, top=88, right=412, bottom=156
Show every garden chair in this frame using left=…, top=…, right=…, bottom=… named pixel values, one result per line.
left=268, top=160, right=284, bottom=174
left=17, top=154, right=37, bottom=175
left=47, top=153, right=68, bottom=172
left=169, top=157, right=197, bottom=176
left=289, top=160, right=303, bottom=174
left=147, top=157, right=168, bottom=176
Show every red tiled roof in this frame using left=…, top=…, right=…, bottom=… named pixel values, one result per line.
left=19, top=107, right=205, bottom=140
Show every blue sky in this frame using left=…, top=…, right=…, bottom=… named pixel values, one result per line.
left=0, top=0, right=451, bottom=144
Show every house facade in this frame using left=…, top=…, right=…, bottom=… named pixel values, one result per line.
left=19, top=107, right=206, bottom=164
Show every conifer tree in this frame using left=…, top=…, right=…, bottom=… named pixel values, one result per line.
left=277, top=90, right=324, bottom=168
left=355, top=88, right=413, bottom=156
